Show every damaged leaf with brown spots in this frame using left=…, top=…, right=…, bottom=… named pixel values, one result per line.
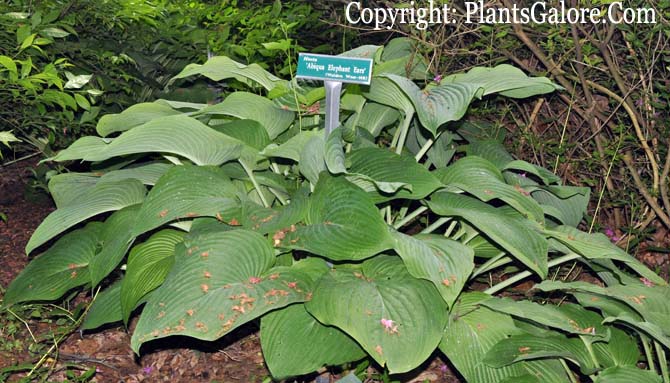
left=130, top=229, right=313, bottom=353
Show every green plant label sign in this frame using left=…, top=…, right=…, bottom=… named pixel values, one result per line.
left=297, top=53, right=373, bottom=85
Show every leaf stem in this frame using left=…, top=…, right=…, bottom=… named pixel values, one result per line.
left=472, top=252, right=510, bottom=278
left=421, top=217, right=450, bottom=234
left=415, top=131, right=441, bottom=162
left=655, top=340, right=669, bottom=383
left=0, top=151, right=40, bottom=167
left=240, top=160, right=270, bottom=208
left=270, top=161, right=281, bottom=175
left=392, top=110, right=414, bottom=155
left=393, top=206, right=427, bottom=229
left=444, top=220, right=458, bottom=237
left=484, top=253, right=582, bottom=295
left=642, top=334, right=658, bottom=375
left=560, top=359, right=579, bottom=383
left=580, top=335, right=600, bottom=371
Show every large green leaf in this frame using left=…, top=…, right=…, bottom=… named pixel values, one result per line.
left=131, top=229, right=313, bottom=352
left=81, top=280, right=123, bottom=331
left=440, top=293, right=570, bottom=383
left=98, top=162, right=173, bottom=186
left=392, top=232, right=474, bottom=307
left=47, top=163, right=173, bottom=209
left=325, top=127, right=347, bottom=174
left=363, top=76, right=414, bottom=114
left=47, top=172, right=100, bottom=208
left=348, top=148, right=442, bottom=202
left=457, top=121, right=507, bottom=144
left=376, top=37, right=430, bottom=79
left=96, top=102, right=180, bottom=137
left=482, top=298, right=608, bottom=341
left=593, top=327, right=641, bottom=368
left=503, top=160, right=562, bottom=185
left=442, top=65, right=560, bottom=99
left=196, top=92, right=294, bottom=139
left=382, top=74, right=479, bottom=136
left=299, top=134, right=327, bottom=184
left=594, top=366, right=662, bottom=383
left=234, top=189, right=309, bottom=236
left=282, top=175, right=394, bottom=261
left=210, top=119, right=270, bottom=151
left=89, top=205, right=140, bottom=286
left=26, top=179, right=146, bottom=254
left=498, top=376, right=541, bottom=383
left=131, top=165, right=240, bottom=236
left=484, top=332, right=597, bottom=375
left=171, top=56, right=286, bottom=91
left=571, top=291, right=643, bottom=321
left=280, top=130, right=410, bottom=194
left=534, top=281, right=670, bottom=333
left=530, top=186, right=589, bottom=227
left=219, top=162, right=295, bottom=196
left=52, top=115, right=245, bottom=166
left=261, top=304, right=366, bottom=379
left=356, top=103, right=400, bottom=137
left=435, top=156, right=544, bottom=223
left=5, top=223, right=102, bottom=305
left=306, top=256, right=448, bottom=374
left=261, top=130, right=322, bottom=162
left=465, top=139, right=515, bottom=169
left=121, top=229, right=184, bottom=323
left=602, top=315, right=670, bottom=350
left=467, top=235, right=506, bottom=259
left=47, top=137, right=105, bottom=162
left=543, top=226, right=665, bottom=285
left=428, top=192, right=548, bottom=278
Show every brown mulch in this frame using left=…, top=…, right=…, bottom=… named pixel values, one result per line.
left=0, top=159, right=456, bottom=382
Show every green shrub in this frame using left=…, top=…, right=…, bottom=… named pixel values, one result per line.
left=0, top=1, right=341, bottom=159
left=0, top=9, right=97, bottom=157
left=4, top=39, right=669, bottom=382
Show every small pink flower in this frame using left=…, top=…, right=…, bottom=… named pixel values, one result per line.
left=439, top=364, right=448, bottom=373
left=604, top=228, right=620, bottom=242
left=380, top=318, right=394, bottom=329
left=433, top=74, right=443, bottom=84
left=142, top=366, right=153, bottom=374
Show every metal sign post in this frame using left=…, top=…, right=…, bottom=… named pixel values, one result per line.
left=324, top=81, right=343, bottom=134
left=296, top=53, right=373, bottom=135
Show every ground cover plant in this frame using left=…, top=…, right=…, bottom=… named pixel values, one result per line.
left=4, top=38, right=670, bottom=382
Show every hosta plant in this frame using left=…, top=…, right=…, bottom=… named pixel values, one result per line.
left=5, top=38, right=670, bottom=382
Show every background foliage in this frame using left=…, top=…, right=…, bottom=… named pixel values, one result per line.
left=0, top=0, right=347, bottom=159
